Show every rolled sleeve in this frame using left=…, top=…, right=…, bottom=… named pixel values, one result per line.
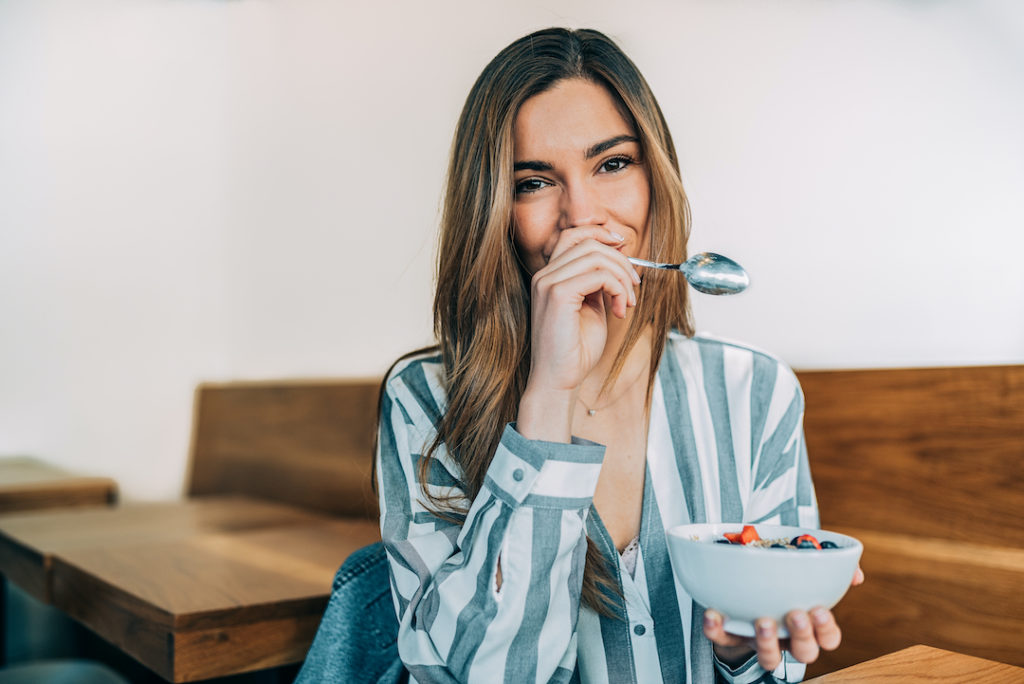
left=714, top=651, right=805, bottom=683
left=483, top=423, right=605, bottom=510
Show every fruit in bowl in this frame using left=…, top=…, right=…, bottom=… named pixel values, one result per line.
left=665, top=523, right=863, bottom=637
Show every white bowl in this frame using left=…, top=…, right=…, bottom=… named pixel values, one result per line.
left=665, top=523, right=863, bottom=637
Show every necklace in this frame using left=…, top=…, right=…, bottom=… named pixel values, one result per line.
left=576, top=370, right=647, bottom=417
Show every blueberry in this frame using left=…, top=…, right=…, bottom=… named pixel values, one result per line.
left=715, top=539, right=732, bottom=544
left=770, top=543, right=787, bottom=549
left=820, top=540, right=839, bottom=549
left=790, top=536, right=802, bottom=546
left=796, top=539, right=818, bottom=549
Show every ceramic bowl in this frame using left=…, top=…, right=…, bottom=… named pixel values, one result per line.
left=665, top=523, right=863, bottom=637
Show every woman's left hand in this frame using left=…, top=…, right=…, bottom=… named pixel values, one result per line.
left=703, top=607, right=840, bottom=672
left=703, top=567, right=865, bottom=671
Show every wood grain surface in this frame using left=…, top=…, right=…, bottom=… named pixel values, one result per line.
left=806, top=644, right=1024, bottom=682
left=798, top=365, right=1024, bottom=546
left=821, top=527, right=1024, bottom=670
left=187, top=380, right=381, bottom=519
left=0, top=496, right=326, bottom=602
left=0, top=457, right=117, bottom=513
left=796, top=365, right=1024, bottom=677
left=50, top=518, right=380, bottom=682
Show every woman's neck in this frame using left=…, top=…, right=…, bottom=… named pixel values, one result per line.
left=581, top=306, right=653, bottom=403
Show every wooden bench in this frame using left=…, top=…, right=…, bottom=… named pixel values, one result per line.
left=187, top=379, right=382, bottom=520
left=191, top=366, right=1023, bottom=675
left=798, top=365, right=1024, bottom=676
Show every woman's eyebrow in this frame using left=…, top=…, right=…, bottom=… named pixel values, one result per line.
left=513, top=160, right=553, bottom=172
left=585, top=134, right=638, bottom=159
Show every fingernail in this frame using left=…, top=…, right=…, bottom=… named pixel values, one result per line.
left=632, top=270, right=641, bottom=285
left=756, top=619, right=773, bottom=638
left=811, top=608, right=829, bottom=625
left=703, top=611, right=720, bottom=628
left=610, top=231, right=625, bottom=242
left=790, top=613, right=809, bottom=630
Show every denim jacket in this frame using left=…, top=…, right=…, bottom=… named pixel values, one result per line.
left=295, top=542, right=407, bottom=684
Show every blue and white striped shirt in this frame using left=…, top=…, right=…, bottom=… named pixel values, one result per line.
left=376, top=332, right=818, bottom=683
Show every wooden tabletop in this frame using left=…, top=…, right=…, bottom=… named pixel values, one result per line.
left=0, top=495, right=381, bottom=681
left=807, top=645, right=1024, bottom=682
left=0, top=495, right=332, bottom=602
left=0, top=457, right=117, bottom=514
left=51, top=518, right=380, bottom=682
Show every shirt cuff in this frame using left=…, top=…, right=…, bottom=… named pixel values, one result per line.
left=483, top=423, right=605, bottom=510
left=713, top=651, right=801, bottom=683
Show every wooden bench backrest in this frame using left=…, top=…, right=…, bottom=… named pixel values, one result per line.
left=185, top=365, right=1024, bottom=531
left=797, top=365, right=1024, bottom=546
left=186, top=380, right=382, bottom=519
left=796, top=364, right=1024, bottom=674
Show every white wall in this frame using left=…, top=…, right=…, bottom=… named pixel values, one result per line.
left=2, top=0, right=1022, bottom=501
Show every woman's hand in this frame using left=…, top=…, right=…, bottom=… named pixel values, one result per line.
left=703, top=566, right=865, bottom=672
left=516, top=226, right=640, bottom=441
left=527, top=226, right=640, bottom=387
left=703, top=607, right=842, bottom=672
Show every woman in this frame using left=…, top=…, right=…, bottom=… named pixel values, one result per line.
left=376, top=27, right=858, bottom=684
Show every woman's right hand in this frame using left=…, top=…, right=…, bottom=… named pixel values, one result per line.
left=517, top=226, right=640, bottom=440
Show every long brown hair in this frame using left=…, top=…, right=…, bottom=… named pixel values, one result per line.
left=417, top=28, right=693, bottom=615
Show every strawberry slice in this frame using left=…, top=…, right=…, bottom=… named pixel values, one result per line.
left=739, top=525, right=761, bottom=545
left=723, top=525, right=761, bottom=545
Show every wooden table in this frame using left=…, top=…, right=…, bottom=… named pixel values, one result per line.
left=806, top=645, right=1024, bottom=682
left=0, top=457, right=117, bottom=513
left=0, top=496, right=380, bottom=681
left=0, top=495, right=326, bottom=602
left=51, top=518, right=380, bottom=682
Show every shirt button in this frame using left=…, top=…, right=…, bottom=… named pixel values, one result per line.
left=512, top=468, right=524, bottom=482
left=633, top=624, right=646, bottom=636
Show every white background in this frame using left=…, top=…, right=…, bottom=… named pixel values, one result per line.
left=2, top=0, right=1022, bottom=500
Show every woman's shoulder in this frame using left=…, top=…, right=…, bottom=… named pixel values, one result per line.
left=382, top=346, right=448, bottom=418
left=385, top=346, right=443, bottom=383
left=666, top=330, right=801, bottom=391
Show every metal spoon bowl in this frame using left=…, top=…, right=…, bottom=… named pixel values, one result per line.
left=628, top=252, right=750, bottom=295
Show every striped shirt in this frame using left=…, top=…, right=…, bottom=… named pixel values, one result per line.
left=376, top=332, right=819, bottom=684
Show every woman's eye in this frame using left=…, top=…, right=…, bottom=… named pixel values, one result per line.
left=515, top=178, right=549, bottom=195
left=600, top=156, right=634, bottom=173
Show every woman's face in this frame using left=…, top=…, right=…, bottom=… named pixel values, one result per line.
left=511, top=78, right=651, bottom=274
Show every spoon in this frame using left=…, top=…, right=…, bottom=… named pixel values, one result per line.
left=628, top=252, right=750, bottom=295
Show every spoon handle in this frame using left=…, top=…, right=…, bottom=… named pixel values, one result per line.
left=627, top=257, right=680, bottom=270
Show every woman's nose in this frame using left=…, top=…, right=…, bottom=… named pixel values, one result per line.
left=561, top=181, right=606, bottom=228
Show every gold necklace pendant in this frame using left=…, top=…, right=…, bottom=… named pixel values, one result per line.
left=577, top=370, right=646, bottom=417
left=577, top=395, right=599, bottom=416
